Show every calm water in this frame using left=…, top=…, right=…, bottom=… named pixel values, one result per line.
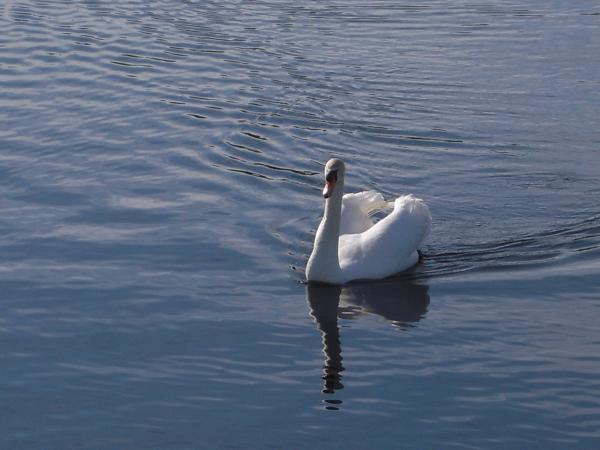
left=2, top=0, right=600, bottom=448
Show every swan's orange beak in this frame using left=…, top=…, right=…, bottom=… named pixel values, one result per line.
left=323, top=170, right=338, bottom=199
left=323, top=180, right=335, bottom=198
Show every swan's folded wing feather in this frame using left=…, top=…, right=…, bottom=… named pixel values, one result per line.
left=339, top=195, right=431, bottom=280
left=343, top=191, right=387, bottom=215
left=340, top=191, right=387, bottom=235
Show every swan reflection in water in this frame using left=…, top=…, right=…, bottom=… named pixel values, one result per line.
left=306, top=279, right=430, bottom=409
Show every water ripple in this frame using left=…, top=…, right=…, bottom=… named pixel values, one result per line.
left=1, top=0, right=600, bottom=448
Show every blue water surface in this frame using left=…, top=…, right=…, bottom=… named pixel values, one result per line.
left=1, top=1, right=600, bottom=448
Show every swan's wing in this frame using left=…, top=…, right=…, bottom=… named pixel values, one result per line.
left=343, top=191, right=387, bottom=215
left=340, top=191, right=387, bottom=235
left=339, top=195, right=431, bottom=280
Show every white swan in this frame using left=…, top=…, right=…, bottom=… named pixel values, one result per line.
left=306, top=158, right=431, bottom=284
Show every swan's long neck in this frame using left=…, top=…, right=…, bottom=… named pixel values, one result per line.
left=306, top=180, right=344, bottom=284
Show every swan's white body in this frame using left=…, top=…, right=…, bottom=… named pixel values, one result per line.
left=306, top=159, right=431, bottom=284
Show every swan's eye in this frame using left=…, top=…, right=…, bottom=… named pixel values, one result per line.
left=325, top=169, right=338, bottom=183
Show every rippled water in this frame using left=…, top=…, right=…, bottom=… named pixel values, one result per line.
left=2, top=0, right=600, bottom=448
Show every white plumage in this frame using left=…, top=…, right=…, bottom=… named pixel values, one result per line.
left=306, top=159, right=431, bottom=284
left=340, top=190, right=388, bottom=235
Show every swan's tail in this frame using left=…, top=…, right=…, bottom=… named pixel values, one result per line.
left=393, top=194, right=432, bottom=242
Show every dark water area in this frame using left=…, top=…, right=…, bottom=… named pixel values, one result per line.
left=1, top=1, right=600, bottom=448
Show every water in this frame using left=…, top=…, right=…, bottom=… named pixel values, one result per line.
left=1, top=0, right=600, bottom=448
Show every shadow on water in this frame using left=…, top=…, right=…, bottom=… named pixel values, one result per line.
left=306, top=280, right=430, bottom=410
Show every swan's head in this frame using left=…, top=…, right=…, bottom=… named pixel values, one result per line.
left=323, top=158, right=345, bottom=199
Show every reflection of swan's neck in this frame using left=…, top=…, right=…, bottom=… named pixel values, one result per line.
left=306, top=284, right=344, bottom=394
left=319, top=316, right=344, bottom=394
left=306, top=180, right=344, bottom=284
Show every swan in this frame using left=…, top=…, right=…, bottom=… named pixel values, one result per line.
left=306, top=158, right=431, bottom=284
